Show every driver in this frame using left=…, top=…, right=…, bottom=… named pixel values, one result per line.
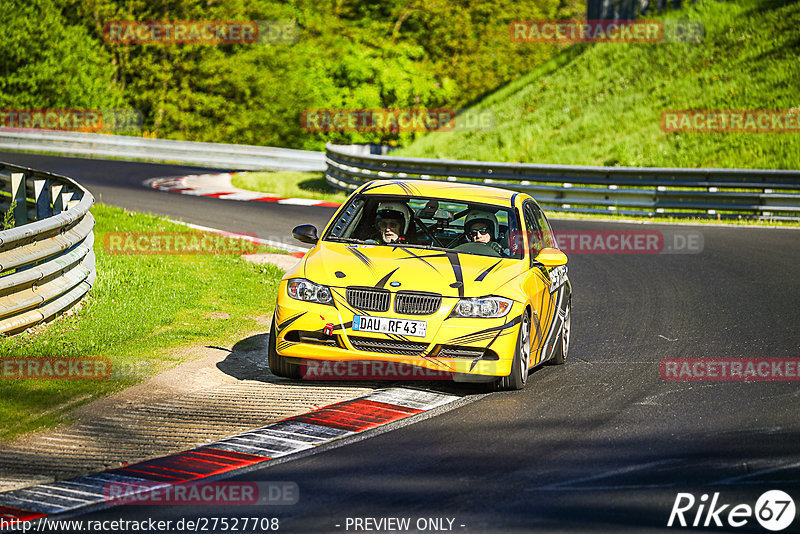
left=464, top=209, right=503, bottom=254
left=367, top=202, right=411, bottom=244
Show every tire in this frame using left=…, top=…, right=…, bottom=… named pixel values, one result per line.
left=494, top=311, right=531, bottom=391
left=268, top=318, right=301, bottom=379
left=549, top=299, right=571, bottom=365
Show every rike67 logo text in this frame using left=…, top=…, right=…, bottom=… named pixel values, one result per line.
left=668, top=490, right=796, bottom=531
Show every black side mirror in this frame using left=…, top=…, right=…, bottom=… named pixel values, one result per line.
left=292, top=224, right=318, bottom=244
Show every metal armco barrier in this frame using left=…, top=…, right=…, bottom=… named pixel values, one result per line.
left=0, top=162, right=95, bottom=335
left=0, top=129, right=326, bottom=172
left=325, top=144, right=800, bottom=220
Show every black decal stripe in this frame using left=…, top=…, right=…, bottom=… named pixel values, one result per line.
left=532, top=309, right=544, bottom=352
left=446, top=252, right=464, bottom=298
left=485, top=326, right=504, bottom=349
left=396, top=247, right=444, bottom=272
left=475, top=260, right=501, bottom=282
left=346, top=247, right=375, bottom=272
left=446, top=316, right=521, bottom=344
left=332, top=321, right=352, bottom=332
left=449, top=331, right=514, bottom=345
left=537, top=291, right=556, bottom=361
left=375, top=268, right=399, bottom=289
left=361, top=180, right=417, bottom=195
left=278, top=311, right=306, bottom=333
left=421, top=354, right=454, bottom=370
left=332, top=289, right=367, bottom=317
left=277, top=340, right=297, bottom=351
left=539, top=286, right=564, bottom=362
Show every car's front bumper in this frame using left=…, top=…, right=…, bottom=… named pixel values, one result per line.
left=273, top=292, right=524, bottom=379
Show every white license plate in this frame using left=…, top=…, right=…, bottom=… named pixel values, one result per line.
left=352, top=315, right=427, bottom=337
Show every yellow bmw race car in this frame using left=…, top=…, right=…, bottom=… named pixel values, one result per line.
left=269, top=179, right=571, bottom=390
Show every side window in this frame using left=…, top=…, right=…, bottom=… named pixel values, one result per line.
left=531, top=203, right=557, bottom=249
left=522, top=202, right=543, bottom=262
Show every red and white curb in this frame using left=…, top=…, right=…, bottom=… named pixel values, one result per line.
left=166, top=219, right=308, bottom=258
left=147, top=174, right=342, bottom=208
left=0, top=387, right=461, bottom=524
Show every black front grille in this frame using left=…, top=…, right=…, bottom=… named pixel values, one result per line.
left=349, top=336, right=429, bottom=356
left=346, top=287, right=390, bottom=312
left=394, top=291, right=441, bottom=315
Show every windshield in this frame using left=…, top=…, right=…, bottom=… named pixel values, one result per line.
left=323, top=194, right=524, bottom=260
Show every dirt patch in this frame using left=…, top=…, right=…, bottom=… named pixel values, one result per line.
left=0, top=329, right=375, bottom=492
left=242, top=253, right=302, bottom=272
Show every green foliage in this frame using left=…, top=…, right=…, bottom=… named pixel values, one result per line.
left=3, top=0, right=578, bottom=148
left=0, top=0, right=124, bottom=108
left=396, top=0, right=800, bottom=169
left=2, top=200, right=15, bottom=230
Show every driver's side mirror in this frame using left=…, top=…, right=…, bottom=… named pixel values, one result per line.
left=292, top=224, right=318, bottom=245
left=534, top=247, right=568, bottom=267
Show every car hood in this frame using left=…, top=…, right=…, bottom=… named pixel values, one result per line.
left=302, top=243, right=525, bottom=298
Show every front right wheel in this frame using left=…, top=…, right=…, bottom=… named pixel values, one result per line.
left=494, top=311, right=531, bottom=391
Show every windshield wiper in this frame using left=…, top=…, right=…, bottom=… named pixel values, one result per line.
left=326, top=236, right=364, bottom=244
left=397, top=243, right=454, bottom=254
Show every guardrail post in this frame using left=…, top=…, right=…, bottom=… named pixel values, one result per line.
left=11, top=172, right=27, bottom=226
left=62, top=191, right=75, bottom=212
left=52, top=183, right=64, bottom=214
left=34, top=178, right=51, bottom=220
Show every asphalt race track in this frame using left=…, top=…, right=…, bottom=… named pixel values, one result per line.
left=3, top=152, right=800, bottom=532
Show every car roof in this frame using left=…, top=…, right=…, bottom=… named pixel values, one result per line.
left=357, top=179, right=523, bottom=207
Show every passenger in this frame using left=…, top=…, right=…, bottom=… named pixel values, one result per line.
left=367, top=202, right=411, bottom=244
left=464, top=209, right=503, bottom=255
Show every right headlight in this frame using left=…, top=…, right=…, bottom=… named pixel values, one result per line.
left=287, top=278, right=334, bottom=306
left=449, top=296, right=513, bottom=318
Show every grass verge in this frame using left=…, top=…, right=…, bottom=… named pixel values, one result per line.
left=231, top=171, right=349, bottom=203
left=0, top=204, right=287, bottom=441
left=394, top=0, right=800, bottom=170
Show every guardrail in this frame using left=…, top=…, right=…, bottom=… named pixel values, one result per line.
left=0, top=162, right=95, bottom=335
left=0, top=129, right=326, bottom=172
left=325, top=144, right=800, bottom=220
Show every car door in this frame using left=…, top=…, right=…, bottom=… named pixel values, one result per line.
left=520, top=200, right=556, bottom=366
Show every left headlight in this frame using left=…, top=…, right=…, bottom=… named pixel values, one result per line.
left=287, top=278, right=334, bottom=306
left=449, top=296, right=513, bottom=318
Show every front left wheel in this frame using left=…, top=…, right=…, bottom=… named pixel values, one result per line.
left=267, top=318, right=301, bottom=379
left=494, top=311, right=531, bottom=391
left=549, top=299, right=571, bottom=365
